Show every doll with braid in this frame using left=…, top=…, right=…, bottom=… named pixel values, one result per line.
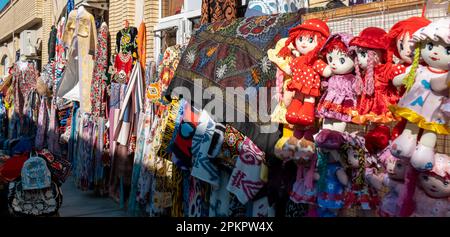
left=341, top=132, right=379, bottom=217
left=385, top=17, right=431, bottom=138
left=349, top=28, right=405, bottom=125
left=390, top=18, right=450, bottom=171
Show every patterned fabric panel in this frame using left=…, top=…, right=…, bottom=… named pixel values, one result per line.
left=245, top=0, right=306, bottom=17
left=167, top=13, right=301, bottom=154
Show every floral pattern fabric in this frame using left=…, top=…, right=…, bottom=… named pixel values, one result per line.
left=116, top=27, right=138, bottom=61
left=167, top=13, right=300, bottom=154
left=12, top=62, right=39, bottom=117
left=91, top=23, right=109, bottom=118
left=201, top=0, right=238, bottom=25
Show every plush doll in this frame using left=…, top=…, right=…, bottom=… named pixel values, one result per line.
left=278, top=18, right=332, bottom=126
left=385, top=17, right=431, bottom=138
left=411, top=153, right=450, bottom=217
left=315, top=129, right=348, bottom=217
left=349, top=27, right=404, bottom=125
left=286, top=129, right=318, bottom=217
left=340, top=132, right=380, bottom=217
left=269, top=38, right=316, bottom=161
left=317, top=33, right=356, bottom=133
left=366, top=148, right=409, bottom=217
left=386, top=17, right=431, bottom=68
left=390, top=18, right=450, bottom=171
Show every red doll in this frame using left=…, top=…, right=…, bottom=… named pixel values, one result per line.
left=279, top=18, right=332, bottom=126
left=349, top=27, right=404, bottom=125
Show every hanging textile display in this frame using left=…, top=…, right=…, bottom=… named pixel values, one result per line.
left=200, top=0, right=238, bottom=24
left=55, top=17, right=66, bottom=63
left=58, top=7, right=97, bottom=114
left=137, top=22, right=147, bottom=72
left=116, top=23, right=138, bottom=62
left=48, top=25, right=58, bottom=62
left=3, top=0, right=448, bottom=219
left=167, top=13, right=301, bottom=155
left=91, top=22, right=110, bottom=119
left=11, top=61, right=38, bottom=118
left=245, top=0, right=306, bottom=17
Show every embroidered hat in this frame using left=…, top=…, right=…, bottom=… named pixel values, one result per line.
left=21, top=155, right=51, bottom=191
left=384, top=17, right=431, bottom=59
left=289, top=18, right=330, bottom=39
left=412, top=18, right=450, bottom=45
left=429, top=153, right=450, bottom=179
left=350, top=27, right=388, bottom=50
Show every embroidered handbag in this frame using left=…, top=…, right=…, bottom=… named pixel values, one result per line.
left=8, top=181, right=62, bottom=217
left=36, top=149, right=72, bottom=183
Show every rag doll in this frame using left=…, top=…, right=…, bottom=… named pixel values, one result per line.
left=341, top=132, right=379, bottom=217
left=317, top=33, right=356, bottom=133
left=366, top=148, right=409, bottom=217
left=411, top=153, right=450, bottom=217
left=349, top=27, right=404, bottom=125
left=385, top=17, right=431, bottom=138
left=390, top=18, right=450, bottom=171
left=269, top=38, right=316, bottom=161
left=315, top=129, right=348, bottom=217
left=386, top=17, right=431, bottom=68
left=278, top=18, right=332, bottom=126
left=284, top=128, right=318, bottom=217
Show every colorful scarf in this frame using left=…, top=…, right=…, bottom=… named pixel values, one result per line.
left=227, top=137, right=265, bottom=204
left=191, top=110, right=220, bottom=187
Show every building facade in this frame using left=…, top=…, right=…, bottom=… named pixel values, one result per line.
left=0, top=0, right=54, bottom=76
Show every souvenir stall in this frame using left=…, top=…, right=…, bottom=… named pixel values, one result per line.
left=125, top=0, right=449, bottom=217
left=1, top=0, right=449, bottom=217
left=0, top=0, right=109, bottom=216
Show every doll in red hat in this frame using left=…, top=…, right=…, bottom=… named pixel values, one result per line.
left=349, top=27, right=403, bottom=125
left=385, top=17, right=431, bottom=139
left=386, top=17, right=431, bottom=70
left=278, top=18, right=332, bottom=126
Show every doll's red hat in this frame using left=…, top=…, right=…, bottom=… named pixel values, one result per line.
left=385, top=17, right=431, bottom=59
left=364, top=125, right=391, bottom=155
left=350, top=27, right=388, bottom=50
left=289, top=18, right=330, bottom=39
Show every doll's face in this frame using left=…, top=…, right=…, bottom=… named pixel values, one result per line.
left=356, top=48, right=382, bottom=70
left=396, top=33, right=414, bottom=64
left=419, top=173, right=450, bottom=198
left=326, top=49, right=355, bottom=75
left=295, top=35, right=318, bottom=55
left=356, top=48, right=370, bottom=70
left=386, top=158, right=406, bottom=181
left=421, top=39, right=450, bottom=70
left=346, top=148, right=359, bottom=168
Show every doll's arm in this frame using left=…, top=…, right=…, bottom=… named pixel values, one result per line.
left=336, top=168, right=349, bottom=186
left=392, top=65, right=409, bottom=87
left=313, top=59, right=332, bottom=78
